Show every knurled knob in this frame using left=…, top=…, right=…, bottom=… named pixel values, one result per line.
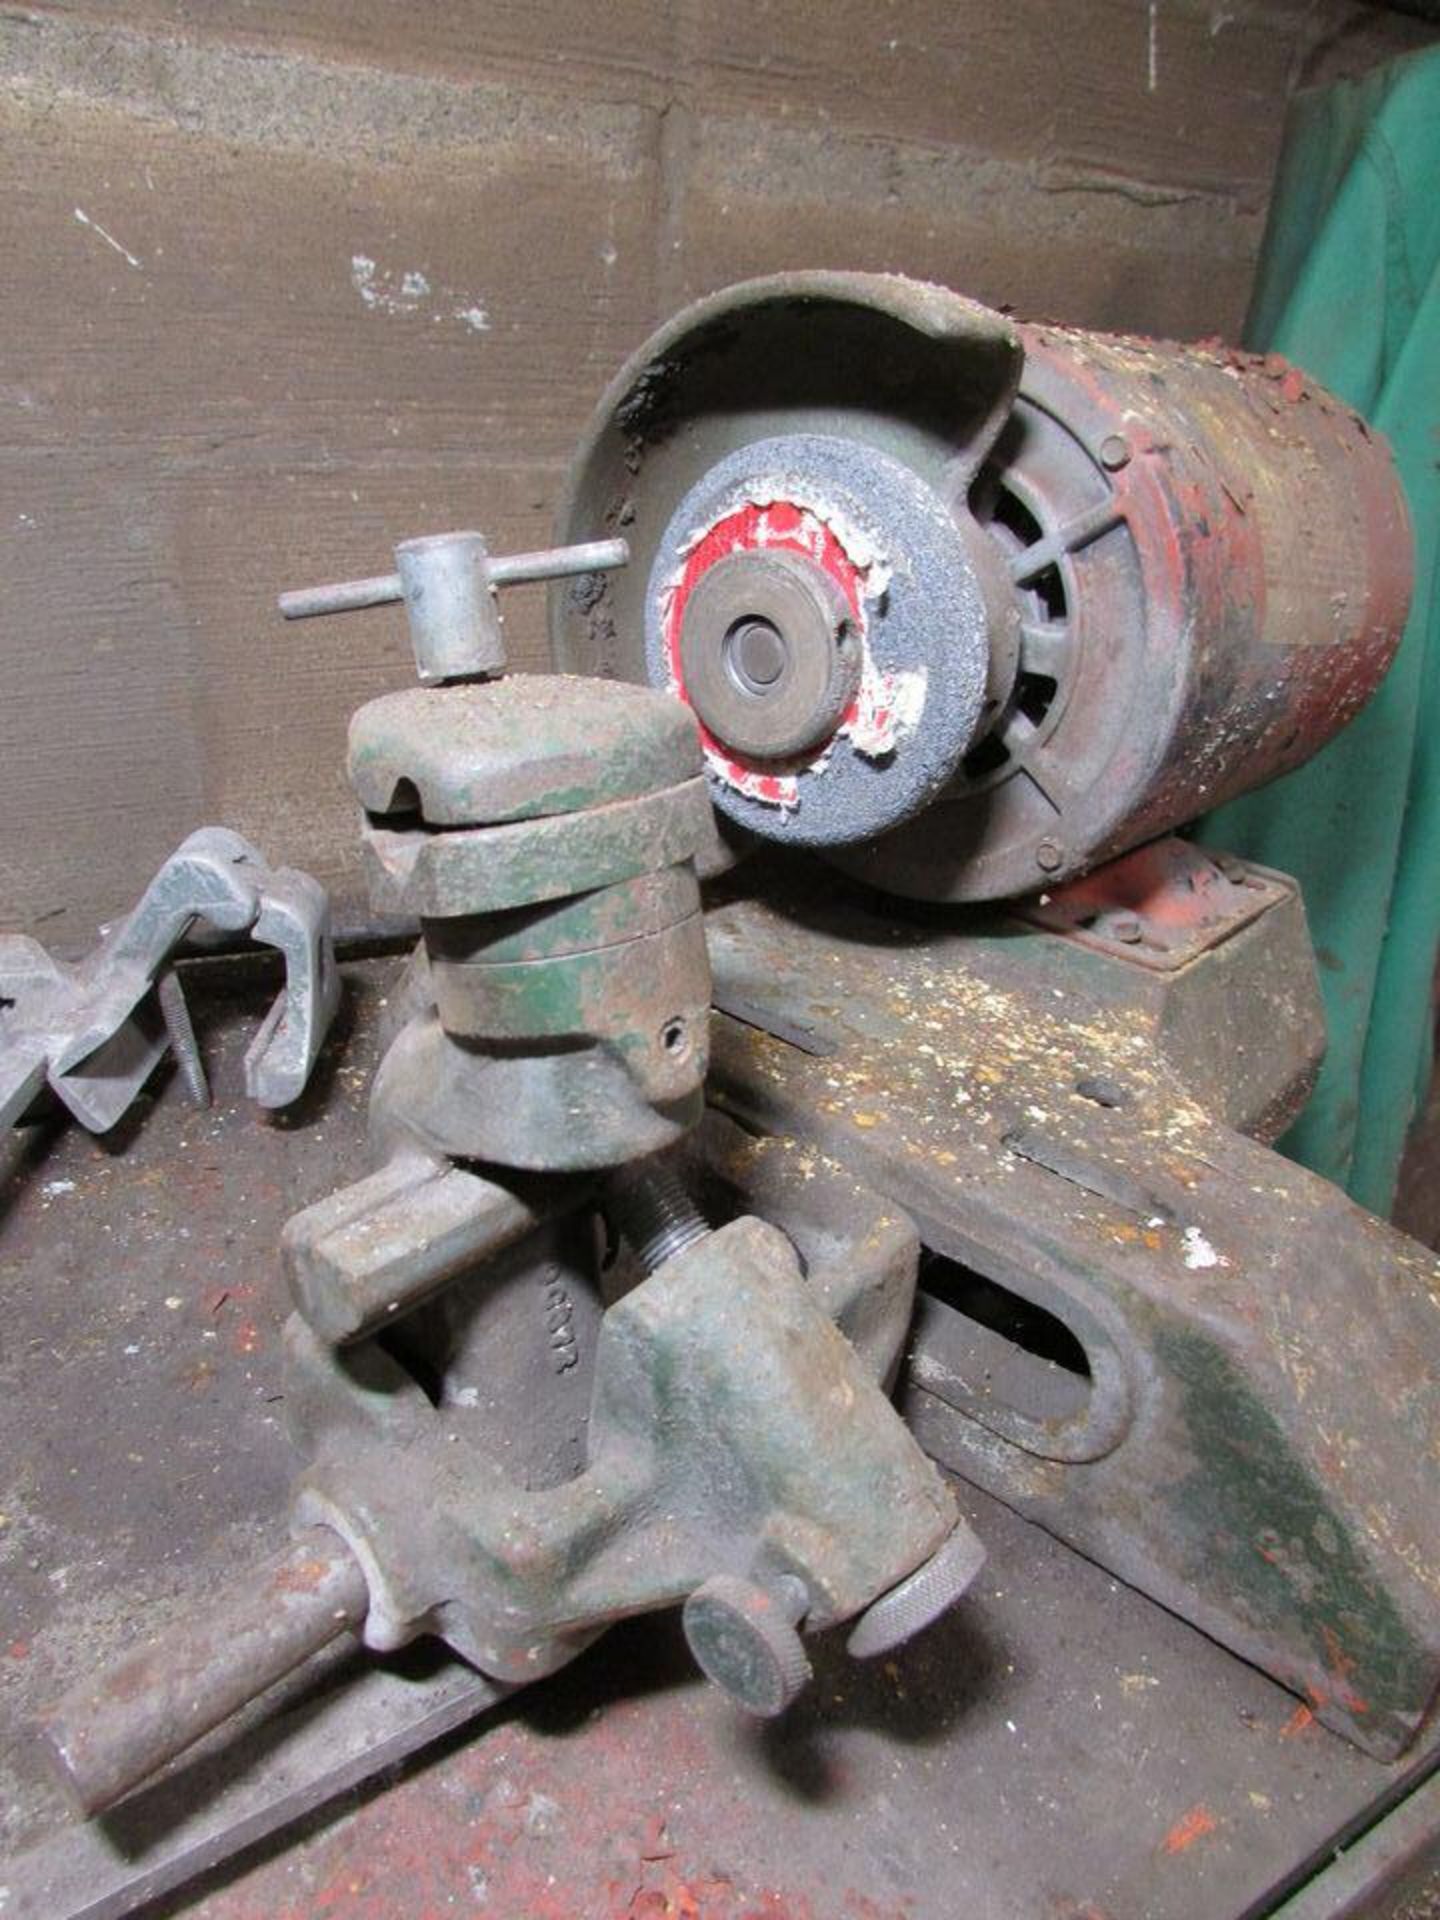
left=845, top=1522, right=987, bottom=1660
left=682, top=1575, right=811, bottom=1717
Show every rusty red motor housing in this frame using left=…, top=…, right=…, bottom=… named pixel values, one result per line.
left=552, top=272, right=1411, bottom=902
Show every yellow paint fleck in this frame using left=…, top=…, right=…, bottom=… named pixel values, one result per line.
left=1119, top=1672, right=1159, bottom=1695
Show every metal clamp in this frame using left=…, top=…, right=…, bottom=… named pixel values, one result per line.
left=0, top=827, right=340, bottom=1133
left=279, top=530, right=629, bottom=685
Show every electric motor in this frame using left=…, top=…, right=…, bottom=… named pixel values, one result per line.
left=551, top=272, right=1411, bottom=902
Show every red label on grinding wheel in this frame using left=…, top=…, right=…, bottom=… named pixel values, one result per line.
left=661, top=497, right=906, bottom=809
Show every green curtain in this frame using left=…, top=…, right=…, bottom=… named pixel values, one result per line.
left=1198, top=45, right=1440, bottom=1218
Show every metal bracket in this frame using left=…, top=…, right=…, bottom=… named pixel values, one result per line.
left=0, top=827, right=340, bottom=1133
left=1015, top=837, right=1287, bottom=971
left=701, top=874, right=1440, bottom=1761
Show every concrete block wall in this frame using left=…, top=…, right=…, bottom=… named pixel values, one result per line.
left=0, top=0, right=1428, bottom=937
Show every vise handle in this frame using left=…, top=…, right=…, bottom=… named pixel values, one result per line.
left=279, top=530, right=628, bottom=685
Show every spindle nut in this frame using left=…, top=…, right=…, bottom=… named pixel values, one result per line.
left=678, top=550, right=861, bottom=762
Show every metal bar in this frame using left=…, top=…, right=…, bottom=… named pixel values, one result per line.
left=278, top=538, right=629, bottom=620
left=40, top=1532, right=368, bottom=1816
left=489, top=537, right=629, bottom=587
left=6, top=1658, right=507, bottom=1920
left=1270, top=1758, right=1440, bottom=1918
left=278, top=571, right=401, bottom=619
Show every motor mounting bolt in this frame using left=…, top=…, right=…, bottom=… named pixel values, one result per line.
left=1036, top=839, right=1064, bottom=874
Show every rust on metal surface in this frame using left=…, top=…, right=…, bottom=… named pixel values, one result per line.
left=1017, top=838, right=1290, bottom=971
left=40, top=1531, right=369, bottom=1816
left=4, top=955, right=1437, bottom=1920
left=553, top=272, right=1412, bottom=903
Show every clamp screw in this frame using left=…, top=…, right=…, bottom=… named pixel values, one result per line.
left=682, top=1574, right=811, bottom=1717
left=608, top=1154, right=709, bottom=1275
left=847, top=1523, right=987, bottom=1659
left=156, top=970, right=209, bottom=1108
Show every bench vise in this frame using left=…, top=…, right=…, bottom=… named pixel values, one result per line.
left=42, top=526, right=981, bottom=1817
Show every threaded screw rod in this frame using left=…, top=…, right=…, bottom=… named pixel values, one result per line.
left=608, top=1156, right=708, bottom=1274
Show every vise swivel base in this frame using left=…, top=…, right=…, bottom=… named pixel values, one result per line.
left=42, top=530, right=984, bottom=1817
left=703, top=857, right=1440, bottom=1763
